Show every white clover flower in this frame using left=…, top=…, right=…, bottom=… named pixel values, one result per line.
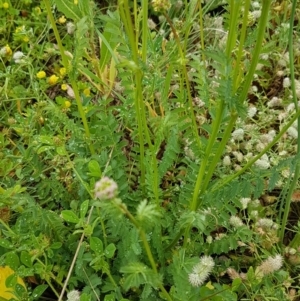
left=66, top=22, right=76, bottom=34
left=229, top=216, right=244, bottom=228
left=256, top=218, right=275, bottom=228
left=283, top=77, right=291, bottom=88
left=267, top=96, right=282, bottom=108
left=256, top=142, right=266, bottom=152
left=252, top=10, right=261, bottom=19
left=233, top=151, right=243, bottom=162
left=252, top=1, right=260, bottom=8
left=257, top=255, right=283, bottom=275
left=188, top=256, right=215, bottom=287
left=223, top=155, right=231, bottom=166
left=240, top=198, right=251, bottom=209
left=148, top=18, right=157, bottom=30
left=248, top=106, right=257, bottom=118
left=287, top=127, right=298, bottom=139
left=13, top=51, right=25, bottom=63
left=250, top=210, right=258, bottom=219
left=255, top=159, right=270, bottom=169
left=232, top=128, right=244, bottom=141
left=67, top=290, right=80, bottom=301
left=94, top=177, right=118, bottom=200
left=260, top=53, right=269, bottom=60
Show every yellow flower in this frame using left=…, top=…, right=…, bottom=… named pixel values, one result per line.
left=23, top=36, right=29, bottom=43
left=0, top=266, right=26, bottom=300
left=83, top=88, right=90, bottom=97
left=37, top=71, right=46, bottom=79
left=3, top=2, right=9, bottom=9
left=48, top=75, right=59, bottom=85
left=58, top=15, right=66, bottom=24
left=61, top=83, right=68, bottom=90
left=0, top=45, right=12, bottom=57
left=74, top=0, right=78, bottom=4
left=64, top=100, right=71, bottom=108
left=59, top=67, right=67, bottom=76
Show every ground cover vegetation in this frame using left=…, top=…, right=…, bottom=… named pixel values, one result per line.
left=0, top=0, right=300, bottom=300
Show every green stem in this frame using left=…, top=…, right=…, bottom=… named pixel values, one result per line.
left=164, top=13, right=201, bottom=150
left=233, top=0, right=251, bottom=91
left=190, top=101, right=225, bottom=211
left=238, top=0, right=272, bottom=102
left=279, top=0, right=299, bottom=245
left=200, top=112, right=238, bottom=202
left=118, top=201, right=172, bottom=300
left=43, top=0, right=95, bottom=155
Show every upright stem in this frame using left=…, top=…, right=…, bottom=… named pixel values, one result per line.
left=43, top=0, right=95, bottom=155
left=279, top=0, right=299, bottom=244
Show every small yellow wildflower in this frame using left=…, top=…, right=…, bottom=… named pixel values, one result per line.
left=37, top=71, right=46, bottom=79
left=23, top=36, right=29, bottom=43
left=61, top=83, right=68, bottom=90
left=83, top=88, right=91, bottom=97
left=64, top=100, right=71, bottom=108
left=74, top=0, right=78, bottom=4
left=58, top=15, right=66, bottom=24
left=48, top=75, right=59, bottom=85
left=59, top=67, right=67, bottom=76
left=0, top=45, right=12, bottom=57
left=3, top=2, right=9, bottom=9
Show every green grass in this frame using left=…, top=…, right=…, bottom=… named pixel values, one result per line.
left=0, top=0, right=300, bottom=300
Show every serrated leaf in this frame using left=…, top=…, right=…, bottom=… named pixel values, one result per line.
left=90, top=237, right=103, bottom=255
left=104, top=294, right=115, bottom=301
left=61, top=210, right=80, bottom=223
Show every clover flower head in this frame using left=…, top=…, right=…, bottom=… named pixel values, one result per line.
left=248, top=106, right=257, bottom=118
left=94, top=177, right=118, bottom=200
left=283, top=77, right=291, bottom=88
left=67, top=290, right=80, bottom=301
left=240, top=198, right=251, bottom=209
left=0, top=45, right=12, bottom=57
left=257, top=255, right=283, bottom=275
left=229, top=216, right=244, bottom=228
left=287, top=127, right=298, bottom=139
left=223, top=155, right=231, bottom=166
left=13, top=51, right=25, bottom=63
left=232, top=128, right=244, bottom=141
left=188, top=256, right=214, bottom=287
left=67, top=22, right=76, bottom=34
left=152, top=0, right=171, bottom=12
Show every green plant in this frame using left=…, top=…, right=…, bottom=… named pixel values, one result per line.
left=1, top=0, right=300, bottom=300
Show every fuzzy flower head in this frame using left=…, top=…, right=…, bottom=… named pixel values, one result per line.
left=257, top=255, right=283, bottom=276
left=229, top=216, right=244, bottom=228
left=94, top=177, right=118, bottom=200
left=188, top=256, right=214, bottom=287
left=37, top=71, right=46, bottom=79
left=67, top=290, right=80, bottom=301
left=232, top=128, right=244, bottom=141
left=152, top=0, right=171, bottom=12
left=48, top=74, right=59, bottom=85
